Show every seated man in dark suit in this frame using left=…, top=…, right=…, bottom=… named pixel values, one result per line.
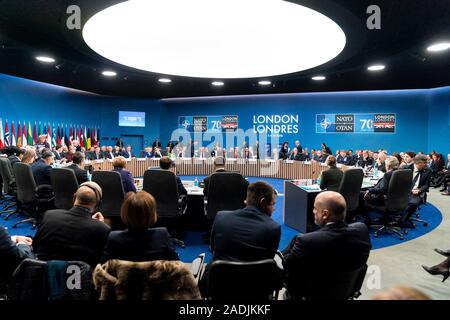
left=0, top=226, right=34, bottom=286
left=282, top=191, right=371, bottom=299
left=33, top=181, right=111, bottom=267
left=88, top=146, right=103, bottom=161
left=319, top=155, right=343, bottom=192
left=7, top=146, right=24, bottom=167
left=143, top=146, right=154, bottom=158
left=288, top=147, right=302, bottom=161
left=198, top=181, right=281, bottom=295
left=67, top=151, right=89, bottom=185
left=210, top=181, right=281, bottom=262
left=336, top=150, right=349, bottom=165
left=52, top=144, right=64, bottom=161
left=364, top=156, right=399, bottom=206
left=31, top=150, right=54, bottom=186
left=203, top=156, right=249, bottom=198
left=159, top=156, right=187, bottom=195
left=122, top=145, right=135, bottom=159
left=398, top=154, right=432, bottom=227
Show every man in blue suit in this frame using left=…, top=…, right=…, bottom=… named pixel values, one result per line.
left=32, top=150, right=54, bottom=186
left=159, top=157, right=187, bottom=195
left=122, top=145, right=135, bottom=159
left=282, top=191, right=371, bottom=299
left=0, top=226, right=34, bottom=285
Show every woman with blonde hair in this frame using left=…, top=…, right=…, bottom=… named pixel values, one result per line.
left=112, top=156, right=136, bottom=193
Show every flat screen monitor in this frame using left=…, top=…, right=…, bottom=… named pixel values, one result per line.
left=118, top=111, right=145, bottom=127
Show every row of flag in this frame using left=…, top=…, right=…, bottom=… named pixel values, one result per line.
left=0, top=118, right=100, bottom=150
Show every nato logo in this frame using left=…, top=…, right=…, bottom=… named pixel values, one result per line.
left=179, top=117, right=190, bottom=130
left=320, top=118, right=332, bottom=129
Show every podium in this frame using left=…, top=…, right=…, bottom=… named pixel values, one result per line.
left=283, top=180, right=321, bottom=233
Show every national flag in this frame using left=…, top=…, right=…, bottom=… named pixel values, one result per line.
left=28, top=122, right=33, bottom=146
left=64, top=125, right=70, bottom=147
left=33, top=122, right=37, bottom=144
left=22, top=122, right=27, bottom=147
left=84, top=126, right=88, bottom=149
left=0, top=118, right=4, bottom=149
left=57, top=124, right=61, bottom=145
left=52, top=124, right=56, bottom=147
left=38, top=122, right=42, bottom=136
left=47, top=123, right=52, bottom=149
left=69, top=126, right=73, bottom=143
left=87, top=127, right=92, bottom=149
left=80, top=126, right=84, bottom=148
left=11, top=121, right=16, bottom=146
left=4, top=120, right=10, bottom=146
left=17, top=121, right=22, bottom=146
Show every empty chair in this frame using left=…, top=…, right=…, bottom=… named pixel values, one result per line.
left=338, top=168, right=364, bottom=222
left=143, top=169, right=187, bottom=247
left=204, top=172, right=247, bottom=222
left=91, top=170, right=125, bottom=218
left=51, top=168, right=79, bottom=210
left=12, top=163, right=54, bottom=229
left=370, top=169, right=413, bottom=240
left=8, top=258, right=93, bottom=300
left=205, top=259, right=283, bottom=300
left=0, top=157, right=17, bottom=218
left=285, top=264, right=368, bottom=300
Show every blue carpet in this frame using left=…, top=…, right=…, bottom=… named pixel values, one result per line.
left=0, top=177, right=443, bottom=263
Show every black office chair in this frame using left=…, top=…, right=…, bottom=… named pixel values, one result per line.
left=204, top=172, right=247, bottom=222
left=370, top=169, right=413, bottom=240
left=205, top=259, right=283, bottom=300
left=338, top=168, right=364, bottom=222
left=143, top=169, right=187, bottom=247
left=411, top=192, right=429, bottom=227
left=0, top=157, right=17, bottom=219
left=51, top=168, right=79, bottom=210
left=7, top=258, right=93, bottom=300
left=12, top=163, right=54, bottom=229
left=92, top=171, right=125, bottom=229
left=284, top=264, right=368, bottom=300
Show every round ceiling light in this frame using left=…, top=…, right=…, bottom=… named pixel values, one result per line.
left=102, top=70, right=117, bottom=77
left=427, top=42, right=450, bottom=52
left=258, top=80, right=272, bottom=86
left=312, top=76, right=326, bottom=81
left=83, top=0, right=346, bottom=79
left=367, top=65, right=385, bottom=72
left=36, top=56, right=55, bottom=63
left=212, top=81, right=224, bottom=86
left=158, top=78, right=172, bottom=83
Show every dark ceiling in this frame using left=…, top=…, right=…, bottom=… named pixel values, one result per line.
left=0, top=0, right=449, bottom=99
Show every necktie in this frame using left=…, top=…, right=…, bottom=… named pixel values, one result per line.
left=413, top=170, right=422, bottom=186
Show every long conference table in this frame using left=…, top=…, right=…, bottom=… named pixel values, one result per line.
left=86, top=158, right=325, bottom=180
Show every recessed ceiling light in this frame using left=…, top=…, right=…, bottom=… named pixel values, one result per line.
left=102, top=70, right=117, bottom=77
left=312, top=76, right=326, bottom=81
left=158, top=78, right=172, bottom=83
left=83, top=0, right=346, bottom=78
left=427, top=42, right=450, bottom=52
left=258, top=80, right=272, bottom=86
left=367, top=65, right=385, bottom=71
left=36, top=56, right=55, bottom=63
left=212, top=81, right=224, bottom=86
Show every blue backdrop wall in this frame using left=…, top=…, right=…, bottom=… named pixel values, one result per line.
left=0, top=73, right=162, bottom=152
left=0, top=73, right=449, bottom=155
left=160, top=90, right=431, bottom=153
left=428, top=86, right=450, bottom=155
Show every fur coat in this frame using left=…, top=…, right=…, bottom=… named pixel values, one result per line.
left=93, top=259, right=201, bottom=300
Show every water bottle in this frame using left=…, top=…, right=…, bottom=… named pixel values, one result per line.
left=194, top=177, right=199, bottom=187
left=87, top=171, right=92, bottom=181
left=316, top=176, right=321, bottom=186
left=374, top=166, right=378, bottom=178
